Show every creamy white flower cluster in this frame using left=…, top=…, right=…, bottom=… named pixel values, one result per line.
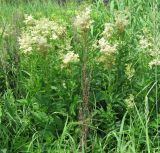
left=94, top=22, right=118, bottom=65
left=138, top=32, right=160, bottom=68
left=24, top=14, right=35, bottom=26
left=0, top=24, right=14, bottom=38
left=102, top=23, right=114, bottom=39
left=59, top=39, right=79, bottom=67
left=125, top=94, right=135, bottom=110
left=98, top=38, right=117, bottom=56
left=125, top=63, right=135, bottom=81
left=61, top=6, right=93, bottom=66
left=62, top=51, right=79, bottom=65
left=19, top=14, right=66, bottom=54
left=74, top=6, right=93, bottom=31
left=149, top=46, right=160, bottom=68
left=115, top=10, right=129, bottom=32
left=61, top=7, right=93, bottom=67
left=19, top=32, right=33, bottom=54
left=139, top=36, right=152, bottom=49
left=147, top=36, right=160, bottom=68
left=149, top=59, right=160, bottom=68
left=93, top=10, right=129, bottom=66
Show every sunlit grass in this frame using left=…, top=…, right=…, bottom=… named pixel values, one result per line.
left=0, top=0, right=160, bottom=152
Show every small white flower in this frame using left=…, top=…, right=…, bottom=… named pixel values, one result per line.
left=98, top=38, right=117, bottom=55
left=35, top=36, right=47, bottom=46
left=139, top=36, right=151, bottom=49
left=115, top=10, right=129, bottom=32
left=92, top=40, right=99, bottom=49
left=125, top=94, right=135, bottom=110
left=125, top=64, right=135, bottom=81
left=149, top=59, right=160, bottom=68
left=74, top=6, right=93, bottom=31
left=24, top=14, right=35, bottom=25
left=19, top=14, right=66, bottom=54
left=18, top=32, right=33, bottom=54
left=102, top=23, right=114, bottom=38
left=63, top=51, right=79, bottom=65
left=50, top=33, right=58, bottom=40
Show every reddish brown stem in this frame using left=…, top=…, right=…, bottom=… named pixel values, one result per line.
left=79, top=31, right=91, bottom=152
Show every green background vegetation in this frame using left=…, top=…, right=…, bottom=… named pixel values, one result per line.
left=0, top=0, right=160, bottom=152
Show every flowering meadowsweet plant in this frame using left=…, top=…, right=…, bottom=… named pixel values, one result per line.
left=125, top=63, right=135, bottom=81
left=19, top=15, right=66, bottom=54
left=24, top=14, right=35, bottom=26
left=149, top=59, right=160, bottom=68
left=92, top=18, right=119, bottom=67
left=98, top=38, right=117, bottom=55
left=102, top=23, right=114, bottom=39
left=95, top=38, right=118, bottom=67
left=139, top=36, right=152, bottom=49
left=149, top=46, right=160, bottom=68
left=125, top=94, right=135, bottom=110
left=138, top=33, right=160, bottom=68
left=2, top=1, right=160, bottom=152
left=73, top=6, right=93, bottom=31
left=18, top=32, right=33, bottom=54
left=115, top=10, right=129, bottom=32
left=62, top=51, right=79, bottom=65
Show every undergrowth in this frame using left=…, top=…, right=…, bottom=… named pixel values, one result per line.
left=0, top=0, right=160, bottom=152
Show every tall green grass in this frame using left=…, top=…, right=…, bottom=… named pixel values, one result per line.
left=0, top=0, right=160, bottom=152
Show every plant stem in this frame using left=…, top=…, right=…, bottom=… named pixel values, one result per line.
left=79, top=31, right=90, bottom=152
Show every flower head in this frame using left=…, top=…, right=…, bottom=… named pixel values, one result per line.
left=125, top=63, right=135, bottom=81
left=62, top=51, right=79, bottom=65
left=125, top=94, right=135, bottom=110
left=19, top=14, right=66, bottom=54
left=18, top=32, right=33, bottom=54
left=74, top=6, right=93, bottom=31
left=24, top=14, right=35, bottom=26
left=102, top=23, right=114, bottom=38
left=139, top=36, right=152, bottom=49
left=115, top=10, right=129, bottom=32
left=98, top=38, right=117, bottom=56
left=149, top=59, right=160, bottom=68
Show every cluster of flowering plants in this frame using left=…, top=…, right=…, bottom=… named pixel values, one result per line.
left=0, top=0, right=160, bottom=152
left=17, top=3, right=134, bottom=150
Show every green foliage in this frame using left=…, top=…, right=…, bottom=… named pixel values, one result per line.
left=0, top=0, right=160, bottom=152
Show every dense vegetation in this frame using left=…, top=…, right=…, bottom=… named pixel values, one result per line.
left=0, top=0, right=160, bottom=152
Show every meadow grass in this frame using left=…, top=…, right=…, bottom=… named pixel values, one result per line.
left=0, top=0, right=160, bottom=152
